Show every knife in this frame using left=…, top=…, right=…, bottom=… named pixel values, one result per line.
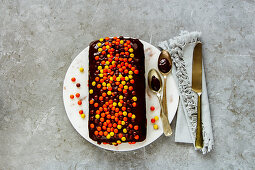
left=192, top=42, right=203, bottom=149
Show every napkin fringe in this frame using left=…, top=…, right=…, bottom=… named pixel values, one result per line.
left=159, top=31, right=213, bottom=154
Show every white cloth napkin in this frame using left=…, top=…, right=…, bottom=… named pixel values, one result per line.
left=159, top=31, right=214, bottom=154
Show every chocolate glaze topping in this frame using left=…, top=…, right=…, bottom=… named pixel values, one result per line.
left=88, top=37, right=146, bottom=144
left=158, top=58, right=171, bottom=73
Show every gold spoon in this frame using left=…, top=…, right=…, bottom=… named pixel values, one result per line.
left=148, top=69, right=172, bottom=136
left=157, top=50, right=173, bottom=136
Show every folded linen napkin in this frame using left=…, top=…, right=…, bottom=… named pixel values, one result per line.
left=159, top=31, right=214, bottom=154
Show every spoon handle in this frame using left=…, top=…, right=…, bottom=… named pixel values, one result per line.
left=157, top=93, right=172, bottom=136
left=163, top=76, right=173, bottom=135
left=162, top=76, right=168, bottom=117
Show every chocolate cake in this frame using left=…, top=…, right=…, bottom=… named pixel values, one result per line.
left=88, top=37, right=146, bottom=145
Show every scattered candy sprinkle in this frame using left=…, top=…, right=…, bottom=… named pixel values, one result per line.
left=79, top=67, right=84, bottom=72
left=154, top=116, right=159, bottom=121
left=70, top=94, right=74, bottom=99
left=71, top=77, right=76, bottom=82
left=153, top=124, right=158, bottom=130
left=150, top=106, right=155, bottom=111
left=78, top=100, right=82, bottom=105
left=81, top=114, right=85, bottom=118
left=151, top=118, right=155, bottom=123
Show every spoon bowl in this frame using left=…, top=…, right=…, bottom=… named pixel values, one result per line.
left=148, top=69, right=162, bottom=93
left=158, top=50, right=172, bottom=75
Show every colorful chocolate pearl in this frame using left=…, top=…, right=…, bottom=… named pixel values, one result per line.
left=154, top=116, right=159, bottom=121
left=79, top=67, right=84, bottom=72
left=78, top=100, right=82, bottom=105
left=89, top=89, right=93, bottom=94
left=151, top=118, right=155, bottom=123
left=150, top=106, right=155, bottom=111
left=121, top=137, right=126, bottom=141
left=71, top=77, right=76, bottom=82
left=153, top=124, right=158, bottom=130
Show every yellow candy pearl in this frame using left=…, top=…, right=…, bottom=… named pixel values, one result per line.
left=155, top=116, right=159, bottom=121
left=107, top=83, right=111, bottom=87
left=123, top=111, right=127, bottom=116
left=125, top=76, right=129, bottom=81
left=98, top=66, right=102, bottom=70
left=153, top=124, right=158, bottom=130
left=102, top=82, right=106, bottom=86
left=89, top=89, right=93, bottom=94
left=117, top=125, right=122, bottom=129
left=106, top=45, right=110, bottom=49
left=113, top=102, right=117, bottom=107
left=116, top=77, right=120, bottom=81
left=106, top=134, right=111, bottom=139
left=124, top=85, right=128, bottom=90
left=92, top=81, right=96, bottom=86
left=121, top=137, right=126, bottom=141
left=79, top=67, right=84, bottom=72
left=110, top=132, right=114, bottom=136
left=107, top=54, right=111, bottom=58
left=99, top=38, right=104, bottom=42
left=107, top=91, right=112, bottom=95
left=130, top=53, right=134, bottom=58
left=129, top=48, right=134, bottom=53
left=117, top=140, right=121, bottom=144
left=106, top=61, right=110, bottom=65
left=120, top=40, right=124, bottom=44
left=129, top=71, right=133, bottom=75
left=121, top=81, right=126, bottom=85
left=121, top=121, right=125, bottom=125
left=132, top=96, right=137, bottom=101
left=95, top=115, right=100, bottom=119
left=98, top=48, right=102, bottom=52
left=123, top=128, right=127, bottom=133
left=105, top=65, right=109, bottom=69
left=99, top=74, right=103, bottom=77
left=81, top=114, right=85, bottom=118
left=119, top=95, right=123, bottom=100
left=131, top=115, right=136, bottom=119
left=119, top=74, right=123, bottom=78
left=100, top=69, right=103, bottom=74
left=97, top=43, right=102, bottom=47
left=118, top=102, right=122, bottom=107
left=110, top=77, right=114, bottom=81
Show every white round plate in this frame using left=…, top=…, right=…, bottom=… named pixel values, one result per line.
left=63, top=39, right=179, bottom=151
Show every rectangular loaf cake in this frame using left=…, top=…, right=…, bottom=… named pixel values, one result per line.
left=88, top=36, right=146, bottom=145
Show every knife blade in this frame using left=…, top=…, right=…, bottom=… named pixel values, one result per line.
left=192, top=43, right=202, bottom=93
left=192, top=42, right=203, bottom=149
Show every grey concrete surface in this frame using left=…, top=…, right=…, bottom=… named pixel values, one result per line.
left=0, top=0, right=255, bottom=169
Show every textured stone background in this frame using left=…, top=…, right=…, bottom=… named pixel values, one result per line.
left=0, top=0, right=254, bottom=169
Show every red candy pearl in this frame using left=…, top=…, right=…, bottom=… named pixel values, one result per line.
left=78, top=100, right=82, bottom=105
left=150, top=106, right=155, bottom=111
left=79, top=110, right=83, bottom=114
left=151, top=118, right=155, bottom=123
left=70, top=95, right=74, bottom=99
left=71, top=77, right=76, bottom=82
left=75, top=93, right=80, bottom=98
